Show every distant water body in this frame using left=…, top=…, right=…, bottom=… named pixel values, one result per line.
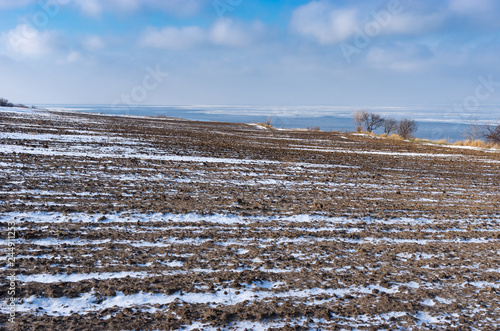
left=42, top=104, right=500, bottom=142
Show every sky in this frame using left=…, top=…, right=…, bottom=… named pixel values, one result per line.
left=1, top=0, right=500, bottom=108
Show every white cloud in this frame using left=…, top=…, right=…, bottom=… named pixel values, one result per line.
left=447, top=0, right=500, bottom=26
left=140, top=26, right=205, bottom=50
left=448, top=0, right=495, bottom=14
left=290, top=1, right=448, bottom=45
left=67, top=51, right=83, bottom=63
left=209, top=19, right=263, bottom=48
left=72, top=0, right=208, bottom=17
left=0, top=0, right=34, bottom=9
left=74, top=0, right=102, bottom=17
left=83, top=36, right=104, bottom=51
left=147, top=0, right=208, bottom=16
left=140, top=19, right=264, bottom=50
left=366, top=44, right=433, bottom=72
left=0, top=0, right=208, bottom=16
left=0, top=24, right=58, bottom=57
left=290, top=1, right=358, bottom=44
left=385, top=13, right=444, bottom=35
left=104, top=0, right=140, bottom=12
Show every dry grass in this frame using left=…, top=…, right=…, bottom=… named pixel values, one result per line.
left=254, top=117, right=276, bottom=130
left=470, top=140, right=488, bottom=148
left=485, top=142, right=500, bottom=149
left=409, top=138, right=448, bottom=145
left=453, top=139, right=487, bottom=148
left=387, top=133, right=404, bottom=140
left=453, top=139, right=500, bottom=149
left=358, top=132, right=403, bottom=140
left=354, top=131, right=373, bottom=136
left=353, top=131, right=500, bottom=150
left=256, top=122, right=275, bottom=130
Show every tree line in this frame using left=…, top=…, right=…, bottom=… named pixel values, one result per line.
left=354, top=110, right=500, bottom=144
left=0, top=98, right=30, bottom=109
left=353, top=111, right=418, bottom=139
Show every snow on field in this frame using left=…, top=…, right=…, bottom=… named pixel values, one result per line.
left=2, top=211, right=498, bottom=227
left=0, top=106, right=41, bottom=114
left=17, top=271, right=152, bottom=284
left=2, top=211, right=498, bottom=329
left=0, top=132, right=135, bottom=143
left=0, top=143, right=281, bottom=164
left=15, top=282, right=412, bottom=316
left=288, top=146, right=470, bottom=158
left=4, top=141, right=448, bottom=168
left=1, top=108, right=499, bottom=329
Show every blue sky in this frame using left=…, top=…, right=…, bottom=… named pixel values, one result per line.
left=1, top=0, right=500, bottom=108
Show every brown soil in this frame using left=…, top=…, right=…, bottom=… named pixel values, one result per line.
left=0, top=109, right=499, bottom=330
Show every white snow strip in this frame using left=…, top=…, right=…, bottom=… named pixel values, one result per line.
left=0, top=144, right=376, bottom=169
left=1, top=212, right=496, bottom=227
left=288, top=146, right=467, bottom=158
left=0, top=132, right=135, bottom=144
left=11, top=283, right=405, bottom=316
left=17, top=271, right=151, bottom=284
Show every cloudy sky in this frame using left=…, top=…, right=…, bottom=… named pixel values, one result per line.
left=1, top=0, right=500, bottom=107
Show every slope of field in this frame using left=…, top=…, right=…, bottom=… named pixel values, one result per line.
left=1, top=107, right=499, bottom=330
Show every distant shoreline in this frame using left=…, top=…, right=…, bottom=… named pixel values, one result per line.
left=2, top=105, right=498, bottom=151
left=26, top=104, right=500, bottom=143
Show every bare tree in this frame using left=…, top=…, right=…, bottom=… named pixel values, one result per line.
left=353, top=111, right=368, bottom=132
left=397, top=118, right=418, bottom=139
left=481, top=121, right=500, bottom=143
left=384, top=118, right=397, bottom=135
left=353, top=111, right=385, bottom=132
left=364, top=113, right=385, bottom=132
left=460, top=115, right=481, bottom=141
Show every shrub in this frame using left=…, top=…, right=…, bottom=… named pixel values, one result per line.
left=397, top=118, right=418, bottom=139
left=481, top=123, right=500, bottom=143
left=265, top=117, right=273, bottom=127
left=460, top=115, right=481, bottom=141
left=384, top=118, right=397, bottom=135
left=353, top=111, right=368, bottom=132
left=257, top=117, right=275, bottom=130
